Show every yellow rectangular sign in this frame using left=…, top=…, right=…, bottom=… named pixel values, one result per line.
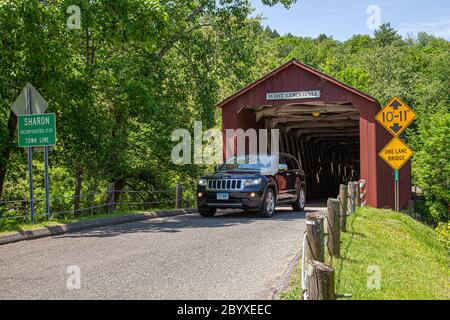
left=376, top=96, right=416, bottom=136
left=378, top=137, right=414, bottom=171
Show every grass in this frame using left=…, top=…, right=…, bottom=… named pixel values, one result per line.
left=0, top=207, right=174, bottom=235
left=281, top=261, right=303, bottom=300
left=282, top=207, right=449, bottom=300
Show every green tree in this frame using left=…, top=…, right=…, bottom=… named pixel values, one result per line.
left=411, top=107, right=449, bottom=224
left=373, top=22, right=402, bottom=47
left=0, top=0, right=70, bottom=199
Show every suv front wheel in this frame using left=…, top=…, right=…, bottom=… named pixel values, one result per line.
left=292, top=186, right=306, bottom=212
left=198, top=208, right=216, bottom=217
left=260, top=188, right=276, bottom=218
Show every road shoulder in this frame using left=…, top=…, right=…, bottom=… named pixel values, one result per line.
left=0, top=209, right=197, bottom=246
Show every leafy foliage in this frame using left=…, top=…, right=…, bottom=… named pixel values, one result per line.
left=435, top=221, right=450, bottom=252
left=411, top=109, right=449, bottom=224
left=0, top=2, right=448, bottom=226
left=0, top=0, right=291, bottom=224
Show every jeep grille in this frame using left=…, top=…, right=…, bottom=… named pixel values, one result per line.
left=207, top=179, right=245, bottom=191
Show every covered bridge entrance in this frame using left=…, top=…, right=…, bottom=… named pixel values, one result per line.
left=218, top=59, right=411, bottom=209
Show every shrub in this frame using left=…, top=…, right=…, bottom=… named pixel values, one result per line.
left=435, top=222, right=450, bottom=252
left=412, top=109, right=450, bottom=225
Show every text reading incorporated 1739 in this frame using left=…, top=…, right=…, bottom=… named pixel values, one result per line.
left=18, top=113, right=56, bottom=147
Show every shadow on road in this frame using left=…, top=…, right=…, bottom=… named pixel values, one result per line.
left=54, top=206, right=317, bottom=240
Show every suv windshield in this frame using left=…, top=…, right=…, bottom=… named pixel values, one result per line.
left=218, top=155, right=276, bottom=172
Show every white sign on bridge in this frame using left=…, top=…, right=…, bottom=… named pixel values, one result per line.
left=266, top=90, right=320, bottom=101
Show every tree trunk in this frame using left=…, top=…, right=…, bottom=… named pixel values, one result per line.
left=0, top=111, right=18, bottom=198
left=73, top=166, right=83, bottom=215
left=111, top=178, right=126, bottom=211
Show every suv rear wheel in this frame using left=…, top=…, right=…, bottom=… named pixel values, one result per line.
left=260, top=188, right=276, bottom=218
left=292, top=186, right=306, bottom=212
left=198, top=208, right=216, bottom=217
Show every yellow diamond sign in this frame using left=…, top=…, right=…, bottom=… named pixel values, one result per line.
left=376, top=96, right=416, bottom=136
left=378, top=137, right=414, bottom=170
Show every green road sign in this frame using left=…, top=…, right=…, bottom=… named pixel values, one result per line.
left=18, top=113, right=56, bottom=147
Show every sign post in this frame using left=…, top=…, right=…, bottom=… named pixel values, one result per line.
left=376, top=96, right=416, bottom=211
left=394, top=170, right=399, bottom=212
left=26, top=86, right=35, bottom=224
left=12, top=84, right=54, bottom=223
left=44, top=146, right=50, bottom=221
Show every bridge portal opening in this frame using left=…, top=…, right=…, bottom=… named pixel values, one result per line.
left=243, top=103, right=360, bottom=199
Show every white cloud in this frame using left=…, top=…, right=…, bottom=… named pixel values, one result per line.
left=398, top=17, right=450, bottom=39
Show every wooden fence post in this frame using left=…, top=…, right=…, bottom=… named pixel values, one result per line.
left=348, top=181, right=356, bottom=214
left=91, top=184, right=97, bottom=215
left=307, top=260, right=335, bottom=300
left=327, top=198, right=340, bottom=258
left=175, top=184, right=183, bottom=209
left=107, top=183, right=115, bottom=214
left=354, top=181, right=361, bottom=208
left=306, top=212, right=325, bottom=263
left=339, top=184, right=348, bottom=232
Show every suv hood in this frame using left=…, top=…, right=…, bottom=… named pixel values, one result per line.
left=203, top=171, right=264, bottom=179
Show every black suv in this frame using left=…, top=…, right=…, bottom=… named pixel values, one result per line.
left=197, top=153, right=306, bottom=217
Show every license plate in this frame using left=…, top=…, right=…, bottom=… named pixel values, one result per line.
left=217, top=193, right=229, bottom=200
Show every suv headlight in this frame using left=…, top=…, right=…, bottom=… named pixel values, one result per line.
left=198, top=179, right=206, bottom=186
left=244, top=178, right=262, bottom=186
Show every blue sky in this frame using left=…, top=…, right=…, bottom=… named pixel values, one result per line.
left=251, top=0, right=450, bottom=40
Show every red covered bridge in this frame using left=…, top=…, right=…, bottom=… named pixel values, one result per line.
left=217, top=59, right=411, bottom=209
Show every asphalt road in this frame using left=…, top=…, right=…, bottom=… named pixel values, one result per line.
left=0, top=204, right=324, bottom=300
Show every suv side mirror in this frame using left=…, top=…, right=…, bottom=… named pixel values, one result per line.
left=278, top=163, right=288, bottom=172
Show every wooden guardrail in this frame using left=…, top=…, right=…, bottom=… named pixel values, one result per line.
left=305, top=212, right=325, bottom=263
left=339, top=184, right=348, bottom=232
left=304, top=181, right=361, bottom=300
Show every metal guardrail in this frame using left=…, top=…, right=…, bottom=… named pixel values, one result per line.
left=0, top=184, right=185, bottom=225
